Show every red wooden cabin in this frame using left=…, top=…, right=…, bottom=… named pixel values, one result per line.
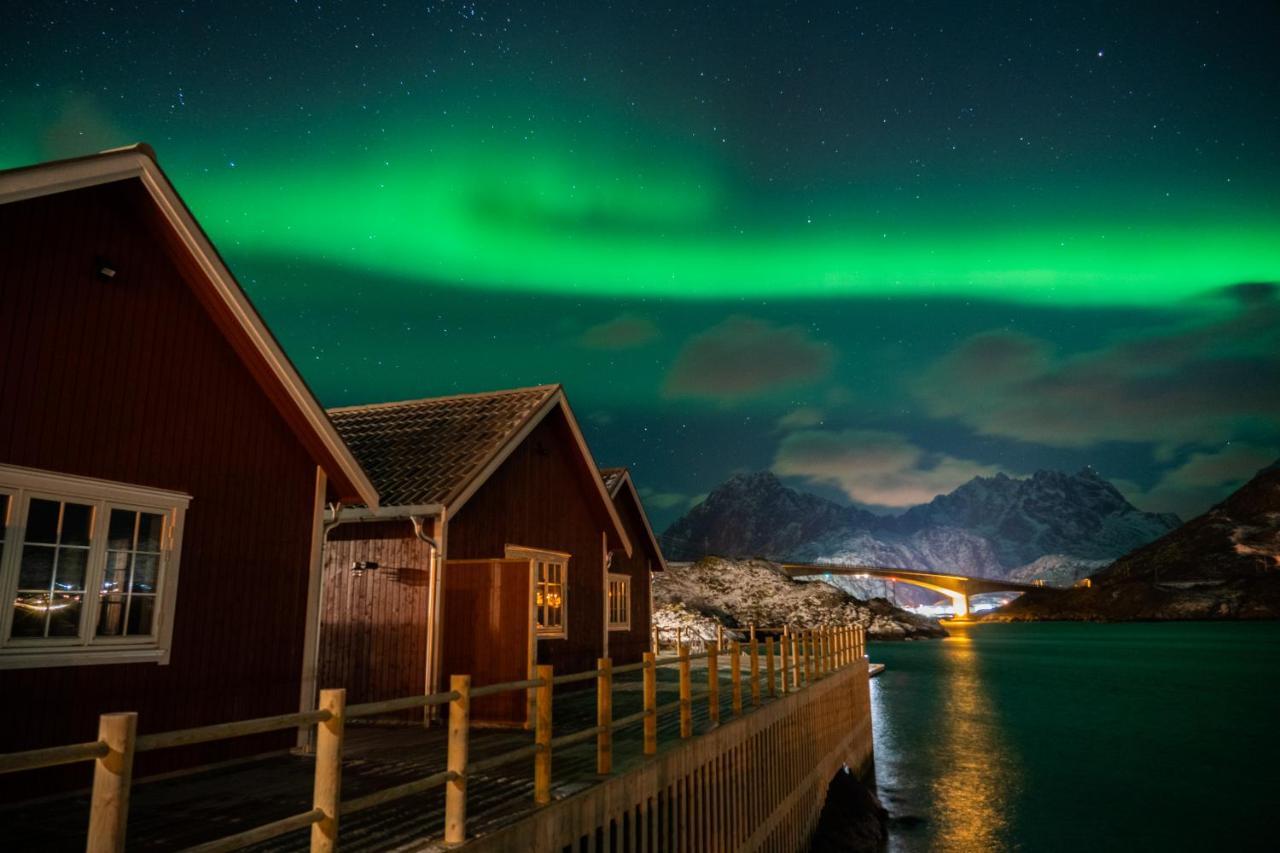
left=0, top=145, right=379, bottom=795
left=318, top=385, right=653, bottom=725
left=599, top=468, right=668, bottom=665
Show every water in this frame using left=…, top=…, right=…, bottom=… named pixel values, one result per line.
left=867, top=621, right=1280, bottom=852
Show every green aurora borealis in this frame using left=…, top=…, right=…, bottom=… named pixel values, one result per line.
left=4, top=1, right=1279, bottom=526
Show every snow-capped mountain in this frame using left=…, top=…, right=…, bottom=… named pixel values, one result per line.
left=661, top=468, right=1180, bottom=582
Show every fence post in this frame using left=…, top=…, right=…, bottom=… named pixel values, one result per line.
left=311, top=688, right=346, bottom=853
left=781, top=633, right=790, bottom=694
left=676, top=626, right=682, bottom=651
left=749, top=637, right=760, bottom=707
left=731, top=640, right=742, bottom=715
left=766, top=637, right=777, bottom=698
left=805, top=630, right=814, bottom=684
left=642, top=652, right=658, bottom=755
left=679, top=644, right=692, bottom=738
left=707, top=645, right=720, bottom=725
left=86, top=711, right=136, bottom=853
left=791, top=631, right=800, bottom=688
left=717, top=623, right=724, bottom=651
left=535, top=664, right=553, bottom=804
left=444, top=675, right=470, bottom=845
left=597, top=657, right=612, bottom=775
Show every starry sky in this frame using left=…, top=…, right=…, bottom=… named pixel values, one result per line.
left=5, top=1, right=1279, bottom=529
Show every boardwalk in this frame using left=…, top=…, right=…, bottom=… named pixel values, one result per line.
left=3, top=661, right=783, bottom=852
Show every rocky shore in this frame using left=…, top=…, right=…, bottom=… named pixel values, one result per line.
left=653, top=556, right=946, bottom=641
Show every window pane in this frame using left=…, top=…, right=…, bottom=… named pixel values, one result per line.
left=107, top=509, right=136, bottom=550
left=60, top=502, right=94, bottom=546
left=131, top=555, right=158, bottom=593
left=11, top=593, right=49, bottom=637
left=25, top=498, right=60, bottom=544
left=47, top=594, right=83, bottom=636
left=97, top=595, right=126, bottom=637
left=101, top=551, right=131, bottom=593
left=54, top=547, right=89, bottom=591
left=136, top=512, right=164, bottom=551
left=127, top=597, right=155, bottom=636
left=18, top=545, right=55, bottom=589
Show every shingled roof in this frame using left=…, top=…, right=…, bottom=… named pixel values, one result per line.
left=596, top=466, right=668, bottom=571
left=328, top=385, right=561, bottom=508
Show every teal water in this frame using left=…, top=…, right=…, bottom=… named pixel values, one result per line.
left=867, top=622, right=1280, bottom=852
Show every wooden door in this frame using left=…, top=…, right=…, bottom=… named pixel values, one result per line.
left=440, top=558, right=534, bottom=725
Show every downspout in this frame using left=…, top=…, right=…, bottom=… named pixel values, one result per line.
left=298, top=499, right=344, bottom=752
left=411, top=511, right=445, bottom=726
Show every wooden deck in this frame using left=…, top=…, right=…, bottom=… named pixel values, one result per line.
left=3, top=662, right=791, bottom=852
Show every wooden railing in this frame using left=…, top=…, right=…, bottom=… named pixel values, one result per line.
left=0, top=624, right=868, bottom=852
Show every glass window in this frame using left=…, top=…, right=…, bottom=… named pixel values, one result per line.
left=0, top=465, right=188, bottom=667
left=608, top=574, right=630, bottom=630
left=534, top=559, right=566, bottom=636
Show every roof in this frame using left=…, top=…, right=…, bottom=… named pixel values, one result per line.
left=598, top=467, right=669, bottom=572
left=330, top=385, right=632, bottom=554
left=0, top=144, right=378, bottom=507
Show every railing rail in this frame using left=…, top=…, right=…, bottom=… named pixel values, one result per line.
left=0, top=623, right=868, bottom=852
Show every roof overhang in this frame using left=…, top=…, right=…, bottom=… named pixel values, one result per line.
left=0, top=145, right=379, bottom=508
left=608, top=469, right=669, bottom=572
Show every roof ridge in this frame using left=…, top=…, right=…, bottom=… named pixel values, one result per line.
left=329, top=383, right=561, bottom=414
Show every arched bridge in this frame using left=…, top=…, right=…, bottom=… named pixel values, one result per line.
left=780, top=562, right=1043, bottom=619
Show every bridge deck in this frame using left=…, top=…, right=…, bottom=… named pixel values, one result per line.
left=2, top=660, right=782, bottom=852
left=781, top=562, right=1043, bottom=593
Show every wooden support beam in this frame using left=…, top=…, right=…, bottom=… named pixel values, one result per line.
left=444, top=675, right=470, bottom=845
left=642, top=652, right=657, bottom=755
left=310, top=688, right=345, bottom=853
left=766, top=637, right=777, bottom=698
left=730, top=640, right=742, bottom=716
left=707, top=646, right=720, bottom=726
left=87, top=712, right=136, bottom=853
left=535, top=665, right=553, bottom=804
left=678, top=644, right=692, bottom=738
left=597, top=658, right=612, bottom=775
left=804, top=630, right=814, bottom=684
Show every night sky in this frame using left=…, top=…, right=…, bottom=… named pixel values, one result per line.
left=5, top=2, right=1279, bottom=527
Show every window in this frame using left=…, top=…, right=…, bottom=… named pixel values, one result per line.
left=506, top=546, right=569, bottom=639
left=607, top=573, right=630, bottom=630
left=0, top=465, right=189, bottom=669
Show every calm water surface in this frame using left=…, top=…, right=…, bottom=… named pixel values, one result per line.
left=867, top=622, right=1279, bottom=852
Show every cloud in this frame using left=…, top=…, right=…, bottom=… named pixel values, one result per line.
left=776, top=407, right=825, bottom=430
left=915, top=285, right=1280, bottom=450
left=1118, top=443, right=1279, bottom=517
left=579, top=313, right=660, bottom=349
left=41, top=94, right=131, bottom=161
left=664, top=316, right=834, bottom=402
left=638, top=487, right=697, bottom=510
left=773, top=429, right=1003, bottom=508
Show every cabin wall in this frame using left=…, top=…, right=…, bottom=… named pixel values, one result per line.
left=317, top=520, right=432, bottom=712
left=447, top=410, right=610, bottom=678
left=607, top=491, right=655, bottom=666
left=0, top=181, right=320, bottom=795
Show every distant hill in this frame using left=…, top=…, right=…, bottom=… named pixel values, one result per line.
left=988, top=460, right=1280, bottom=621
left=661, top=469, right=1180, bottom=585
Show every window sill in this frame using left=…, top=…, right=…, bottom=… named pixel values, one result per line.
left=608, top=625, right=631, bottom=632
left=0, top=646, right=169, bottom=670
left=536, top=632, right=567, bottom=641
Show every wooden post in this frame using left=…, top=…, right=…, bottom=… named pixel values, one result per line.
left=652, top=626, right=659, bottom=653
left=597, top=658, right=612, bottom=775
left=642, top=652, right=657, bottom=755
left=749, top=636, right=760, bottom=707
left=535, top=664, right=553, bottom=804
left=311, top=688, right=346, bottom=853
left=678, top=644, right=692, bottom=738
left=716, top=623, right=724, bottom=651
left=730, top=640, right=742, bottom=715
left=765, top=637, right=777, bottom=698
left=86, top=712, right=136, bottom=853
left=676, top=626, right=683, bottom=651
left=749, top=623, right=756, bottom=644
left=781, top=633, right=790, bottom=694
left=707, top=645, right=720, bottom=725
left=444, top=675, right=470, bottom=845
left=791, top=631, right=800, bottom=688
left=805, top=629, right=814, bottom=684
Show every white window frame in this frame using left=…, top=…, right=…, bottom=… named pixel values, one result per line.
left=0, top=464, right=190, bottom=669
left=506, top=545, right=570, bottom=640
left=607, top=573, right=631, bottom=631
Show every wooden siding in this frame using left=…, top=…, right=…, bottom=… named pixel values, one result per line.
left=440, top=559, right=532, bottom=724
left=447, top=408, right=610, bottom=679
left=0, top=180, right=321, bottom=796
left=317, top=520, right=433, bottom=714
left=606, top=490, right=655, bottom=666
